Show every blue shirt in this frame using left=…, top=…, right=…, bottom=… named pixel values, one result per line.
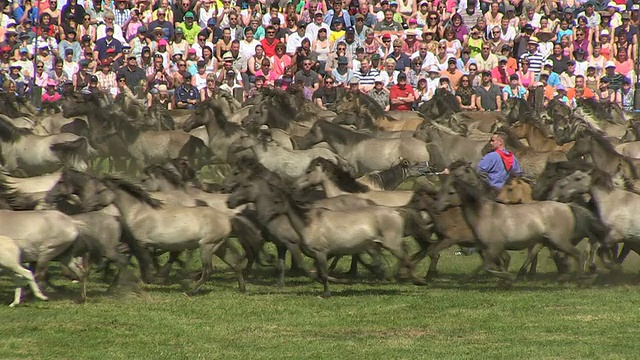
left=502, top=85, right=527, bottom=99
left=477, top=150, right=523, bottom=190
left=175, top=84, right=198, bottom=104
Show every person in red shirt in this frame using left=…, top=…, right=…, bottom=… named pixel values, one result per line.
left=260, top=25, right=280, bottom=57
left=389, top=73, right=414, bottom=111
left=566, top=75, right=595, bottom=102
left=490, top=56, right=515, bottom=89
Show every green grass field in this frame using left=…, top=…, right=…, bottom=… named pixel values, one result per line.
left=2, top=247, right=640, bottom=360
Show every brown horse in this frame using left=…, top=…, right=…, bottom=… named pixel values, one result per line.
left=511, top=121, right=574, bottom=153
left=496, top=175, right=534, bottom=204
left=336, top=92, right=424, bottom=131
left=496, top=126, right=568, bottom=178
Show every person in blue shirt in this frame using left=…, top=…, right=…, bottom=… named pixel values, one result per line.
left=477, top=132, right=523, bottom=191
left=540, top=60, right=561, bottom=87
left=175, top=72, right=199, bottom=109
left=502, top=74, right=528, bottom=101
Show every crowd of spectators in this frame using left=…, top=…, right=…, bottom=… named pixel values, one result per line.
left=0, top=0, right=638, bottom=113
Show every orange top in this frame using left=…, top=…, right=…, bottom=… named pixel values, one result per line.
left=566, top=87, right=595, bottom=101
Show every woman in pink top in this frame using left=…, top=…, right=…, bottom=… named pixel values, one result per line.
left=42, top=79, right=62, bottom=113
left=516, top=57, right=535, bottom=89
left=614, top=49, right=635, bottom=78
left=255, top=58, right=279, bottom=86
left=270, top=42, right=291, bottom=79
left=34, top=61, right=50, bottom=88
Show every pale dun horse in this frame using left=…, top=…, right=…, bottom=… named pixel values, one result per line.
left=1, top=235, right=48, bottom=307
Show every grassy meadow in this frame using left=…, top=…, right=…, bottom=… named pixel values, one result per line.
left=2, top=247, right=640, bottom=360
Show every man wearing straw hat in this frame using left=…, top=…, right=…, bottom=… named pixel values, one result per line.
left=519, top=36, right=544, bottom=75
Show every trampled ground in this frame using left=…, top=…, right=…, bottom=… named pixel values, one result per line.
left=1, top=249, right=640, bottom=360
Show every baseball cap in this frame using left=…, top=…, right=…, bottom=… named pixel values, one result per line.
left=184, top=11, right=195, bottom=19
left=605, top=61, right=616, bottom=68
left=337, top=56, right=348, bottom=65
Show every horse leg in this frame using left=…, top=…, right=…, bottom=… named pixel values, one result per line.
left=551, top=238, right=588, bottom=282
left=275, top=244, right=287, bottom=287
left=157, top=251, right=181, bottom=280
left=214, top=239, right=247, bottom=293
left=483, top=246, right=516, bottom=282
left=421, top=237, right=467, bottom=281
left=8, top=264, right=48, bottom=307
left=286, top=243, right=308, bottom=276
left=356, top=249, right=386, bottom=280
left=328, top=255, right=342, bottom=273
left=312, top=252, right=331, bottom=298
left=516, top=243, right=545, bottom=281
left=347, top=255, right=359, bottom=277
left=384, top=239, right=420, bottom=284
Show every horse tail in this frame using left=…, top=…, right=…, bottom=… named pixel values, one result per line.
left=231, top=215, right=266, bottom=269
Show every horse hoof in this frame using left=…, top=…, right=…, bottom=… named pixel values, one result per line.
left=184, top=290, right=198, bottom=297
left=413, top=278, right=428, bottom=286
left=424, top=271, right=439, bottom=281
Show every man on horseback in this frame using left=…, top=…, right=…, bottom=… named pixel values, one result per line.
left=477, top=132, right=523, bottom=191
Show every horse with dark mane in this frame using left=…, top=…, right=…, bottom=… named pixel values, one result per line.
left=336, top=91, right=424, bottom=131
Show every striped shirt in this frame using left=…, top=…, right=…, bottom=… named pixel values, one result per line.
left=355, top=68, right=380, bottom=87
left=519, top=51, right=545, bottom=76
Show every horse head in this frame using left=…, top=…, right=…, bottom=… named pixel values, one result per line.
left=548, top=168, right=596, bottom=202
left=335, top=91, right=357, bottom=114
left=46, top=169, right=115, bottom=212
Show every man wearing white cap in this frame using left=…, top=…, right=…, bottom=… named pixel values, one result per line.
left=425, top=65, right=441, bottom=100
left=367, top=76, right=390, bottom=110
left=606, top=2, right=622, bottom=28
left=519, top=36, right=544, bottom=75
left=604, top=61, right=623, bottom=91
left=539, top=60, right=561, bottom=87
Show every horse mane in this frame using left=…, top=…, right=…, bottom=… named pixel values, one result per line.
left=580, top=128, right=640, bottom=178
left=103, top=175, right=163, bottom=208
left=451, top=178, right=484, bottom=210
left=590, top=168, right=615, bottom=191
left=519, top=116, right=552, bottom=136
left=576, top=97, right=615, bottom=124
left=317, top=120, right=372, bottom=145
left=433, top=89, right=462, bottom=114
left=309, top=157, right=370, bottom=193
left=0, top=91, right=25, bottom=118
left=0, top=176, right=38, bottom=210
left=354, top=92, right=386, bottom=119
left=142, top=164, right=186, bottom=189
left=198, top=100, right=244, bottom=137
left=423, top=120, right=466, bottom=136
left=167, top=157, right=198, bottom=183
left=496, top=125, right=526, bottom=150
left=363, top=160, right=410, bottom=190
left=0, top=115, right=32, bottom=142
left=236, top=157, right=288, bottom=189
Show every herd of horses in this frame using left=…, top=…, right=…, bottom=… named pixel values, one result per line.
left=3, top=86, right=640, bottom=305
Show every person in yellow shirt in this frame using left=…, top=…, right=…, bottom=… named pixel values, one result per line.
left=178, top=11, right=201, bottom=45
left=330, top=20, right=346, bottom=42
